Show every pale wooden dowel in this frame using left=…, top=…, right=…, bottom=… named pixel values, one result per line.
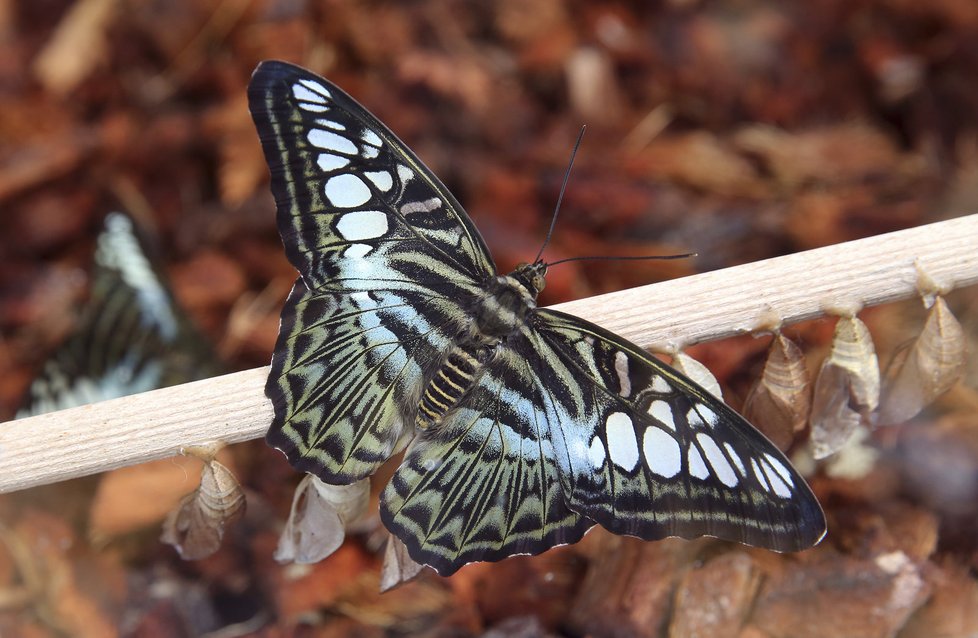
left=2, top=215, right=977, bottom=493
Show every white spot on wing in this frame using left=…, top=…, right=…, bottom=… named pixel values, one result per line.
left=724, top=442, right=746, bottom=476
left=344, top=243, right=372, bottom=258
left=315, top=119, right=346, bottom=131
left=696, top=433, right=738, bottom=487
left=350, top=291, right=376, bottom=308
left=606, top=412, right=639, bottom=471
left=365, top=170, right=393, bottom=192
left=336, top=210, right=388, bottom=241
left=292, top=83, right=327, bottom=104
left=647, top=400, right=676, bottom=431
left=362, top=129, right=382, bottom=147
left=298, top=103, right=328, bottom=113
left=298, top=78, right=332, bottom=99
left=308, top=129, right=357, bottom=154
left=363, top=145, right=379, bottom=159
left=324, top=174, right=371, bottom=208
left=751, top=458, right=771, bottom=493
left=688, top=445, right=710, bottom=479
left=763, top=453, right=795, bottom=487
left=588, top=437, right=606, bottom=470
left=643, top=427, right=681, bottom=478
left=401, top=197, right=442, bottom=215
left=650, top=376, right=671, bottom=393
left=397, top=164, right=415, bottom=183
left=687, top=407, right=705, bottom=428
left=699, top=405, right=719, bottom=428
left=761, top=459, right=793, bottom=498
left=317, top=153, right=349, bottom=172
left=614, top=351, right=631, bottom=397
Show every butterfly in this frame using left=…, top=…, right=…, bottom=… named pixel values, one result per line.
left=248, top=60, right=826, bottom=576
left=18, top=212, right=221, bottom=418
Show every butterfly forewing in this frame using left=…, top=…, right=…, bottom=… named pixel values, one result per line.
left=248, top=61, right=494, bottom=288
left=531, top=309, right=825, bottom=552
left=249, top=60, right=825, bottom=575
left=249, top=62, right=498, bottom=482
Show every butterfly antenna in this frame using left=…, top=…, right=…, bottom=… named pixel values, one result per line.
left=547, top=252, right=696, bottom=267
left=534, top=126, right=587, bottom=264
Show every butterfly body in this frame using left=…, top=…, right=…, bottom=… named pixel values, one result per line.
left=249, top=61, right=826, bottom=575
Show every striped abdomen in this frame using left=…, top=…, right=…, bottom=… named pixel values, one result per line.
left=416, top=347, right=483, bottom=429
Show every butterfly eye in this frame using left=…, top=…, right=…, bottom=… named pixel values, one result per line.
left=533, top=272, right=546, bottom=292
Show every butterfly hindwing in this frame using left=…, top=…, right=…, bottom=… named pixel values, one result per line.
left=249, top=62, right=498, bottom=482
left=381, top=342, right=593, bottom=575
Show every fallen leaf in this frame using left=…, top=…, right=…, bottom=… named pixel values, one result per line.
left=32, top=0, right=119, bottom=95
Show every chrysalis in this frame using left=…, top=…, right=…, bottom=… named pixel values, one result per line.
left=161, top=456, right=245, bottom=560
left=810, top=315, right=879, bottom=459
left=743, top=333, right=811, bottom=451
left=878, top=297, right=966, bottom=425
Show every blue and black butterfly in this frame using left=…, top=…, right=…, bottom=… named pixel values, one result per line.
left=248, top=61, right=826, bottom=576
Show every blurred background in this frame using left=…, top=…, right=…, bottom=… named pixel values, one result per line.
left=1, top=0, right=977, bottom=636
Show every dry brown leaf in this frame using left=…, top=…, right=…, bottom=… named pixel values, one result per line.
left=878, top=296, right=966, bottom=424
left=899, top=562, right=978, bottom=638
left=32, top=0, right=119, bottom=95
left=631, top=132, right=766, bottom=198
left=810, top=316, right=880, bottom=459
left=565, top=47, right=624, bottom=125
left=274, top=475, right=369, bottom=564
left=734, top=122, right=902, bottom=189
left=673, top=352, right=723, bottom=400
left=379, top=534, right=426, bottom=592
left=743, top=333, right=811, bottom=450
left=160, top=458, right=245, bottom=560
left=747, top=548, right=929, bottom=638
left=668, top=552, right=761, bottom=638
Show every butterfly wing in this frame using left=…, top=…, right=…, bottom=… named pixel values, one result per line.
left=381, top=338, right=593, bottom=575
left=18, top=212, right=221, bottom=417
left=533, top=308, right=826, bottom=551
left=248, top=61, right=497, bottom=482
left=382, top=308, right=825, bottom=574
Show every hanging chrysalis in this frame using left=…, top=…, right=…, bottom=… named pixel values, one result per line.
left=161, top=447, right=245, bottom=560
left=878, top=296, right=966, bottom=425
left=380, top=534, right=426, bottom=592
left=810, top=315, right=880, bottom=459
left=274, top=475, right=370, bottom=564
left=743, top=333, right=811, bottom=451
left=672, top=352, right=724, bottom=400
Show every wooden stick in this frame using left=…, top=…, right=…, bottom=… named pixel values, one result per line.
left=2, top=215, right=976, bottom=493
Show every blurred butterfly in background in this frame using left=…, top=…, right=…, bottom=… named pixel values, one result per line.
left=18, top=212, right=221, bottom=417
left=248, top=61, right=826, bottom=576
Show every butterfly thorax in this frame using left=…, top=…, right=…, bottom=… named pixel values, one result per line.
left=415, top=263, right=546, bottom=431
